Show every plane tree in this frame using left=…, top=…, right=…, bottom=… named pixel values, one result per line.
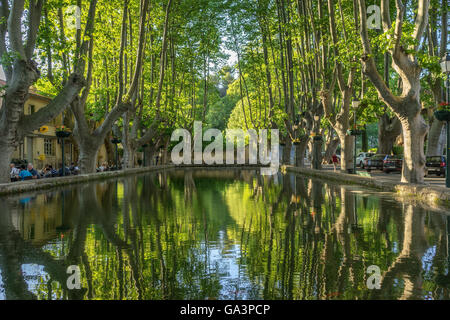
left=0, top=0, right=97, bottom=183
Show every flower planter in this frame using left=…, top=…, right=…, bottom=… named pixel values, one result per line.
left=434, top=110, right=450, bottom=122
left=111, top=138, right=121, bottom=144
left=39, top=126, right=49, bottom=134
left=56, top=131, right=71, bottom=138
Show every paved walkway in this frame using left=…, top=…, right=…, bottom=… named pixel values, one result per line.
left=314, top=164, right=447, bottom=188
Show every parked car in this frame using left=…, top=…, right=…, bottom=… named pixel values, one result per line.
left=383, top=155, right=403, bottom=173
left=425, top=156, right=446, bottom=177
left=356, top=152, right=375, bottom=168
left=365, top=154, right=387, bottom=172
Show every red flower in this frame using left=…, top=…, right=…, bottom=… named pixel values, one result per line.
left=440, top=102, right=449, bottom=107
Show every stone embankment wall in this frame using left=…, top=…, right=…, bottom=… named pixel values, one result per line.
left=0, top=166, right=175, bottom=196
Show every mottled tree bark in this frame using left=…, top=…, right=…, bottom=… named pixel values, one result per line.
left=378, top=114, right=401, bottom=154
left=400, top=113, right=428, bottom=183
left=282, top=139, right=292, bottom=165
left=294, top=136, right=309, bottom=167
left=426, top=120, right=445, bottom=156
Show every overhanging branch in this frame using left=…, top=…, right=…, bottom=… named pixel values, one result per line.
left=25, top=0, right=44, bottom=59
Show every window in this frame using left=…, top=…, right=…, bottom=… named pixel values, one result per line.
left=29, top=105, right=35, bottom=114
left=44, top=139, right=55, bottom=156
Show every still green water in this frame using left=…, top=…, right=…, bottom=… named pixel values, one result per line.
left=0, top=169, right=449, bottom=300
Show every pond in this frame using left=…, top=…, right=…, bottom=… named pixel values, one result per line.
left=0, top=168, right=449, bottom=300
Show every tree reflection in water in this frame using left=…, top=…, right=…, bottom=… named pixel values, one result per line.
left=0, top=168, right=449, bottom=300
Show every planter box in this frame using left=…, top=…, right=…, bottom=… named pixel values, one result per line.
left=56, top=131, right=71, bottom=138
left=434, top=110, right=450, bottom=122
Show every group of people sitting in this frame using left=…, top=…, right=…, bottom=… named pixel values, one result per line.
left=9, top=162, right=81, bottom=182
left=97, top=162, right=120, bottom=172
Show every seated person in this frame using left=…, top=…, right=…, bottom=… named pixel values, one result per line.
left=98, top=163, right=107, bottom=172
left=10, top=163, right=20, bottom=182
left=69, top=162, right=80, bottom=175
left=27, top=163, right=40, bottom=179
left=19, top=165, right=33, bottom=181
left=48, top=165, right=58, bottom=177
left=41, top=165, right=49, bottom=177
left=42, top=165, right=54, bottom=178
left=58, top=164, right=71, bottom=177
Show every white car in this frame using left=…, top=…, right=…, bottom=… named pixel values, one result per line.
left=356, top=152, right=375, bottom=168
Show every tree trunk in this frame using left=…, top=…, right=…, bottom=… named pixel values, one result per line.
left=144, top=147, right=154, bottom=167
left=121, top=110, right=134, bottom=169
left=426, top=120, right=445, bottom=156
left=282, top=139, right=292, bottom=165
left=378, top=133, right=395, bottom=155
left=104, top=137, right=115, bottom=164
left=378, top=114, right=401, bottom=154
left=161, top=138, right=170, bottom=165
left=77, top=137, right=101, bottom=174
left=311, top=138, right=323, bottom=170
left=338, top=133, right=355, bottom=173
left=122, top=143, right=136, bottom=169
left=145, top=140, right=162, bottom=166
left=0, top=142, right=15, bottom=183
left=400, top=114, right=427, bottom=184
left=294, top=137, right=309, bottom=167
